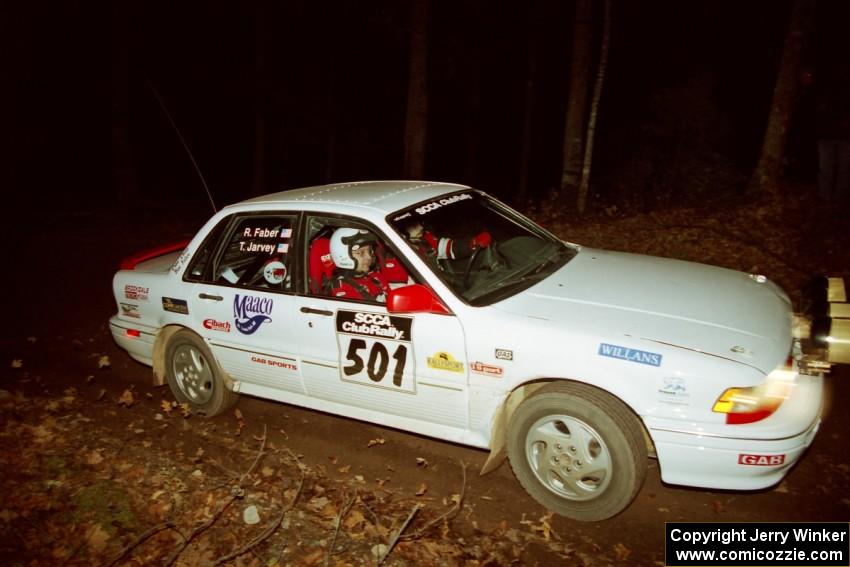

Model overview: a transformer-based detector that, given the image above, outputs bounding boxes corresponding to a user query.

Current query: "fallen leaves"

[415,482,428,496]
[10,359,23,368]
[366,437,385,448]
[85,523,110,553]
[97,355,111,369]
[117,389,135,407]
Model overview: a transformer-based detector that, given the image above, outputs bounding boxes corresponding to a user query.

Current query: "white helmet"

[330,228,376,270]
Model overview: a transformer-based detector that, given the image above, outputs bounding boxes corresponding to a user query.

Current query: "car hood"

[494,248,793,373]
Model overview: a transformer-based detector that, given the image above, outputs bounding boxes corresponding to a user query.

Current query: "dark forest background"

[2,0,846,213]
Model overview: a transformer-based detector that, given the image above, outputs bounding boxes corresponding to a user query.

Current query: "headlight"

[712,363,797,424]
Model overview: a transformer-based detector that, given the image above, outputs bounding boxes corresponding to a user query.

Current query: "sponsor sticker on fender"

[427,352,464,373]
[120,303,141,318]
[125,284,150,301]
[598,343,662,367]
[738,454,786,466]
[203,319,231,332]
[162,297,189,315]
[470,362,503,377]
[495,349,513,361]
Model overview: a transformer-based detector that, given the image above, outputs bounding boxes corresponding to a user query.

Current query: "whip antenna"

[144,73,217,213]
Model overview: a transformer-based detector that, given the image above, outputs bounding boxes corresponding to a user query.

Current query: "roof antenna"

[144,72,218,213]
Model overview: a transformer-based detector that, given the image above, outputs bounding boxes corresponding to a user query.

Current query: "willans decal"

[598,343,662,367]
[234,294,273,335]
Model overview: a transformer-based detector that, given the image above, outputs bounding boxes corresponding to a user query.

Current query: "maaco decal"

[598,343,662,367]
[234,294,273,335]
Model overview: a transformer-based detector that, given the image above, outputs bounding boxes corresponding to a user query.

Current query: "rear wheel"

[507,382,646,521]
[165,329,237,416]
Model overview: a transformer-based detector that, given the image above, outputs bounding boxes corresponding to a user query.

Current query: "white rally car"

[110,181,848,521]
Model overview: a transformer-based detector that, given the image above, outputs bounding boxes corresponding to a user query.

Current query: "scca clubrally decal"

[335,310,415,393]
[336,310,412,341]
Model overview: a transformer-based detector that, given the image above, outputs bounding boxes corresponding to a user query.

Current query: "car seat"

[308,236,335,294]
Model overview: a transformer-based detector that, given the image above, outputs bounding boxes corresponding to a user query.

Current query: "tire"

[165,329,238,416]
[507,382,647,521]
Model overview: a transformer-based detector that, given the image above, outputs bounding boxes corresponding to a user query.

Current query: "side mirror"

[387,284,451,315]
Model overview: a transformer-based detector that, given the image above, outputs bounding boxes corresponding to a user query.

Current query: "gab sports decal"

[336,310,415,393]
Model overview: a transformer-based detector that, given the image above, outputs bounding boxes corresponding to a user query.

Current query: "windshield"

[388,191,577,306]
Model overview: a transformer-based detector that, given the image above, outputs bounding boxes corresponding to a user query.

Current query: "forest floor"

[1,183,849,566]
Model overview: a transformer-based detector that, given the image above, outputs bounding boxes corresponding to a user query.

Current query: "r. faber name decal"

[598,343,662,367]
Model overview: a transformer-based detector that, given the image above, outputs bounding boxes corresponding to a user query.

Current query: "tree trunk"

[559,0,593,204]
[250,2,267,197]
[576,0,611,214]
[111,2,138,207]
[517,4,541,204]
[750,0,813,195]
[403,0,428,180]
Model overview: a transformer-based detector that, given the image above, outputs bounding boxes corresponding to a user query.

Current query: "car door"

[185,212,304,395]
[293,215,469,432]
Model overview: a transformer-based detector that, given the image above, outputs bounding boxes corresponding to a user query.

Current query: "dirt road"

[2,207,848,565]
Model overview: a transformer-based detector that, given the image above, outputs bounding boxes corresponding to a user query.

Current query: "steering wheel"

[462,246,483,289]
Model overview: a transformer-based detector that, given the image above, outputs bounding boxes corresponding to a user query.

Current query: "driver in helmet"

[326,228,392,301]
[403,219,491,260]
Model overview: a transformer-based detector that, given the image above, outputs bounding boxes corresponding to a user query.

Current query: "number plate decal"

[335,310,416,393]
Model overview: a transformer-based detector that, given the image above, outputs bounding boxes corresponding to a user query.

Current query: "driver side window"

[210,215,296,292]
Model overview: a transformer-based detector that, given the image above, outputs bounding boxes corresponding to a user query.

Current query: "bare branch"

[402,461,467,540]
[378,503,422,566]
[211,469,305,566]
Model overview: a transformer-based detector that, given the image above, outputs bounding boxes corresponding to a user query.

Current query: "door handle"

[198,293,224,301]
[300,306,333,316]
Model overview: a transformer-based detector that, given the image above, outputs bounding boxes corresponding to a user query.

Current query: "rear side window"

[190,214,297,293]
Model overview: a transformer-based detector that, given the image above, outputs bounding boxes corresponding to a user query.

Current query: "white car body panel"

[109,181,824,496]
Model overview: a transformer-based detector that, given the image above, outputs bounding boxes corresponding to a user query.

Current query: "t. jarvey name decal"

[598,343,662,367]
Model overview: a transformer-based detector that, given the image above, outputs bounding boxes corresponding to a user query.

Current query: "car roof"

[231,180,470,215]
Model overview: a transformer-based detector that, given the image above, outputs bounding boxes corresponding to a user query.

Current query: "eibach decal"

[203,319,232,332]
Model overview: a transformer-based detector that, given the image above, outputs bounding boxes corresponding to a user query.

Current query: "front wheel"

[507,382,647,521]
[165,329,238,416]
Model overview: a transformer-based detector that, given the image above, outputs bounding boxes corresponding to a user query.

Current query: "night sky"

[3,1,847,211]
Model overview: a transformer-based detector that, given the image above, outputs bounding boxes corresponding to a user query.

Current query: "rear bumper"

[649,373,823,490]
[109,316,157,366]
